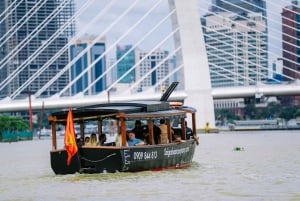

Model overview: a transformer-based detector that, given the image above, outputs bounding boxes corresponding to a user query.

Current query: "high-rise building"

[0,2,7,97]
[0,0,75,98]
[135,49,171,92]
[116,45,135,83]
[69,39,106,95]
[281,1,300,105]
[282,1,300,81]
[202,0,268,88]
[211,0,267,17]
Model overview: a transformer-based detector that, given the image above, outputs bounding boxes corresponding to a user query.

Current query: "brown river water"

[0,130,299,201]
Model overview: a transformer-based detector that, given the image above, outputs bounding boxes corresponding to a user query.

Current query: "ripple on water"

[1,131,300,201]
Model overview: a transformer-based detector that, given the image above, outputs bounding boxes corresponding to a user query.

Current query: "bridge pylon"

[169,0,215,130]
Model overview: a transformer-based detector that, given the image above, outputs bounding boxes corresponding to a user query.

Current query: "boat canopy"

[48,101,194,123]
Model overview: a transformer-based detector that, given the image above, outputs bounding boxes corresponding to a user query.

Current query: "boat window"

[102,118,118,135]
[84,121,98,134]
[125,120,147,131]
[171,117,180,127]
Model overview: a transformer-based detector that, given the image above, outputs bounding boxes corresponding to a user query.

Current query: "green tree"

[215,108,240,125]
[279,106,298,120]
[0,115,29,133]
[267,102,281,118]
[243,104,257,119]
[295,108,300,118]
[256,102,282,119]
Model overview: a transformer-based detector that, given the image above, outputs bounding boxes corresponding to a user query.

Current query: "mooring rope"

[80,153,117,163]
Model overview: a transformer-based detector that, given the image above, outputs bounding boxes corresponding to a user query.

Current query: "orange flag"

[64,108,78,165]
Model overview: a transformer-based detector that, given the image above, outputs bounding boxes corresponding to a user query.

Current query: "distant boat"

[48,82,199,175]
[228,119,300,131]
[37,127,52,137]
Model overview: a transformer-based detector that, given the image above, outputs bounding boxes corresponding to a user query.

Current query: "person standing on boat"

[127,131,144,146]
[153,123,161,144]
[185,121,193,139]
[132,120,145,141]
[159,119,173,144]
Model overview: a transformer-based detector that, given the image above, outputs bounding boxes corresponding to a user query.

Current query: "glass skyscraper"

[282,1,300,81]
[202,0,268,88]
[116,45,135,83]
[135,49,171,92]
[0,0,75,98]
[281,1,300,105]
[211,0,266,17]
[69,40,106,95]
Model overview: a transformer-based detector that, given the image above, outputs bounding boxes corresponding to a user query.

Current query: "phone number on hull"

[133,151,158,160]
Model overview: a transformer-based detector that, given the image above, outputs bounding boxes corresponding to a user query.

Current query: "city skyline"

[74,0,288,58]
[0,0,75,98]
[0,0,298,100]
[69,39,106,95]
[1,0,300,133]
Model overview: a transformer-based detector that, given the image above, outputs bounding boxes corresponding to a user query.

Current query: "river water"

[0,130,299,201]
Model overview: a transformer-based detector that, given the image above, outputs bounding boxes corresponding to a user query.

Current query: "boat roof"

[49,101,194,122]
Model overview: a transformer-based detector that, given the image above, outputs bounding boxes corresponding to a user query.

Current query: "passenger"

[127,131,144,146]
[89,133,97,146]
[84,136,90,145]
[185,121,193,139]
[153,123,161,144]
[159,119,173,144]
[134,123,160,145]
[131,120,145,141]
[76,137,84,147]
[115,133,128,146]
[97,134,107,146]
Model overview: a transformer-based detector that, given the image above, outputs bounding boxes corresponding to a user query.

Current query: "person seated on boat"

[97,134,107,146]
[84,136,90,145]
[137,122,160,145]
[115,133,128,147]
[85,133,97,146]
[76,136,84,147]
[127,131,145,146]
[185,121,193,140]
[132,120,145,141]
[172,133,182,142]
[159,119,174,144]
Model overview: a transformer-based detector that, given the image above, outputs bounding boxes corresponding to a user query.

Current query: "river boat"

[48,82,199,174]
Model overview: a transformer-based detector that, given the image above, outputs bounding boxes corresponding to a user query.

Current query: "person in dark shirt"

[76,137,84,147]
[97,134,107,146]
[185,121,193,140]
[153,124,161,144]
[132,120,145,141]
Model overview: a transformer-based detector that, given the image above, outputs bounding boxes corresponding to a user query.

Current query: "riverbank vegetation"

[0,114,29,133]
[215,102,300,125]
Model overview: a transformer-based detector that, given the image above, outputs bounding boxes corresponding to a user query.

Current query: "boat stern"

[50,150,80,174]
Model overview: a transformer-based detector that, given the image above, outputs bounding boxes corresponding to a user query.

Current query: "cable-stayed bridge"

[1,81,300,110]
[0,0,299,128]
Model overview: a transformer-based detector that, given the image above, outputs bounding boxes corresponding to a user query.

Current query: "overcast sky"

[74,0,173,51]
[74,0,291,60]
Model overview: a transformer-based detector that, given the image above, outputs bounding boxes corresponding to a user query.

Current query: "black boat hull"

[50,140,197,174]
